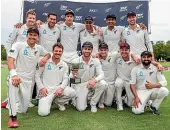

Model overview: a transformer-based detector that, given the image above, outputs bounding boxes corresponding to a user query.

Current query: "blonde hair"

[26,9,36,18]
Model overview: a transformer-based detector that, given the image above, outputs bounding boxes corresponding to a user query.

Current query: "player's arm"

[151,61,163,72]
[130,52,140,64]
[39,46,51,67]
[7,43,21,87]
[35,64,47,97]
[130,67,142,108]
[5,28,18,53]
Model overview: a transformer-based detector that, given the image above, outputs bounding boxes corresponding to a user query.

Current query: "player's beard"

[142,60,151,66]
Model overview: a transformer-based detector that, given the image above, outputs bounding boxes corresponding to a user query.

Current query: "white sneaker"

[28,102,35,108]
[98,103,105,110]
[58,104,66,111]
[91,105,97,113]
[117,105,123,111]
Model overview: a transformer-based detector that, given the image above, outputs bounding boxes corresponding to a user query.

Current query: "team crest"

[114,30,117,34]
[118,59,122,65]
[53,31,56,34]
[47,64,52,70]
[63,26,67,30]
[89,64,94,68]
[79,63,84,69]
[43,29,46,34]
[23,30,27,35]
[139,71,144,76]
[127,31,130,36]
[59,66,63,70]
[149,71,154,76]
[23,49,28,56]
[34,51,38,55]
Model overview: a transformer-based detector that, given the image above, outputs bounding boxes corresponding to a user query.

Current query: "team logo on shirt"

[53,31,56,34]
[84,32,87,37]
[72,26,76,31]
[139,71,144,76]
[118,59,122,65]
[79,63,84,69]
[108,57,111,63]
[9,49,15,53]
[47,64,52,70]
[23,30,27,35]
[59,66,63,70]
[63,26,67,30]
[9,32,12,37]
[36,64,39,70]
[34,51,38,55]
[43,29,46,34]
[127,31,130,36]
[114,30,117,34]
[89,64,94,68]
[23,49,28,56]
[104,30,107,35]
[136,29,140,33]
[149,71,154,76]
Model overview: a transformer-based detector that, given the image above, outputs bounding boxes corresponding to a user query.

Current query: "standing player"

[130,51,169,115]
[70,42,105,112]
[35,43,76,116]
[2,10,37,108]
[80,16,102,57]
[122,12,153,57]
[57,9,85,64]
[7,28,50,128]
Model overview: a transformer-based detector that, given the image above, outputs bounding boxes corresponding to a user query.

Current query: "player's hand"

[138,23,147,30]
[40,88,48,97]
[156,64,163,72]
[133,96,142,108]
[39,57,48,67]
[131,54,140,65]
[97,27,103,36]
[11,75,21,87]
[54,88,64,97]
[14,23,23,28]
[87,78,97,88]
[145,81,154,89]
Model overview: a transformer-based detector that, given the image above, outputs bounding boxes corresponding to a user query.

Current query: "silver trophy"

[70,63,81,84]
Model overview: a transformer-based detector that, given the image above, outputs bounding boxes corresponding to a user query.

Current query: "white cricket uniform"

[101,26,124,52]
[99,52,120,106]
[57,22,85,64]
[80,28,101,56]
[115,56,136,107]
[70,56,105,111]
[35,57,76,116]
[122,24,153,57]
[7,42,48,116]
[130,64,169,114]
[5,24,29,53]
[39,24,60,52]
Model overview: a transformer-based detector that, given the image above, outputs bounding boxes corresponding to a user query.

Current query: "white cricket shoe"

[28,102,35,107]
[91,105,97,113]
[117,105,123,111]
[58,104,66,111]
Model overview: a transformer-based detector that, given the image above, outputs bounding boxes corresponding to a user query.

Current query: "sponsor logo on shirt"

[23,49,28,56]
[75,7,82,12]
[139,71,144,76]
[23,30,27,35]
[105,8,112,13]
[60,5,68,10]
[44,3,51,8]
[119,6,128,12]
[89,9,98,13]
[47,64,52,70]
[136,4,143,10]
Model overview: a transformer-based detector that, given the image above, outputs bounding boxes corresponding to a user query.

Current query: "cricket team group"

[2,9,169,128]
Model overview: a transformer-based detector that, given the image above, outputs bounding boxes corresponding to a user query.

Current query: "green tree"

[1,45,7,61]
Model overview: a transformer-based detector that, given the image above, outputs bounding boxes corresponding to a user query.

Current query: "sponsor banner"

[23,0,149,27]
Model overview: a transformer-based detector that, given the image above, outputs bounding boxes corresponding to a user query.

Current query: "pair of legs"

[115,77,133,110]
[71,81,106,112]
[132,87,169,114]
[38,86,76,116]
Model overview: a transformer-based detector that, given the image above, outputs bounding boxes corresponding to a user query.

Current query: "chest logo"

[89,64,94,68]
[23,30,27,35]
[118,59,122,65]
[63,26,67,30]
[114,30,117,34]
[139,71,144,76]
[127,31,130,36]
[104,30,107,35]
[149,71,154,76]
[79,63,84,69]
[43,29,46,34]
[47,64,52,70]
[23,49,28,56]
[59,66,63,70]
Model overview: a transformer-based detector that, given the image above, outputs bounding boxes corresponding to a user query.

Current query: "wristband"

[10,69,17,77]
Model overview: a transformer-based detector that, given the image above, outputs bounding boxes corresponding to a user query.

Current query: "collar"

[80,56,94,65]
[128,24,141,31]
[64,22,76,28]
[26,43,37,49]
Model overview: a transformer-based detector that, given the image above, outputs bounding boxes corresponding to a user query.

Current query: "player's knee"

[38,109,50,116]
[158,87,169,98]
[98,80,107,91]
[104,101,112,107]
[69,89,77,98]
[76,106,86,112]
[115,78,123,88]
[132,107,144,115]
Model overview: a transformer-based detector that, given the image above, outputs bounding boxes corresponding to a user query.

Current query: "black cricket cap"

[82,41,93,49]
[106,14,116,20]
[127,11,136,17]
[27,28,39,35]
[65,9,74,16]
[85,16,93,22]
[141,51,152,57]
[99,43,108,49]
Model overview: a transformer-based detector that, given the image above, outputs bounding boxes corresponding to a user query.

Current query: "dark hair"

[26,9,36,18]
[52,43,64,51]
[47,12,57,18]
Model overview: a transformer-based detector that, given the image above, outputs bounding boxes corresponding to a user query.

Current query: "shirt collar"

[80,56,94,64]
[26,43,37,49]
[64,22,76,28]
[128,24,141,31]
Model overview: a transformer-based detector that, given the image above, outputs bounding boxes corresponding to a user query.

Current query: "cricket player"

[115,42,137,111]
[80,16,102,57]
[38,12,60,52]
[7,28,51,128]
[122,12,153,57]
[35,43,76,116]
[57,9,85,64]
[70,42,105,112]
[2,10,37,108]
[101,14,124,52]
[130,51,169,115]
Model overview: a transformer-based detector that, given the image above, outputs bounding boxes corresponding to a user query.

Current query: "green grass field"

[1,66,170,130]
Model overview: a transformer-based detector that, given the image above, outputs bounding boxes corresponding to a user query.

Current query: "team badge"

[118,59,122,65]
[104,30,107,35]
[63,26,67,30]
[79,63,84,69]
[149,71,154,76]
[89,64,94,68]
[59,66,63,70]
[84,32,87,37]
[114,30,117,34]
[53,31,56,34]
[23,49,28,56]
[47,64,52,70]
[43,29,46,34]
[9,33,12,37]
[139,71,144,76]
[127,31,130,36]
[23,30,27,35]
[34,51,38,55]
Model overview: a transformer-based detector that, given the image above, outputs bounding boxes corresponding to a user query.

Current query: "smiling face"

[99,48,108,58]
[65,14,74,24]
[106,18,116,27]
[47,14,57,28]
[141,55,152,66]
[127,15,137,25]
[27,32,39,45]
[26,14,36,27]
[53,46,63,59]
[120,47,130,59]
[85,20,93,30]
[82,46,92,57]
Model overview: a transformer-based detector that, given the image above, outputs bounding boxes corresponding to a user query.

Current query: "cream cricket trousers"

[71,81,106,111]
[132,87,169,114]
[115,77,133,107]
[7,76,33,116]
[38,86,76,116]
